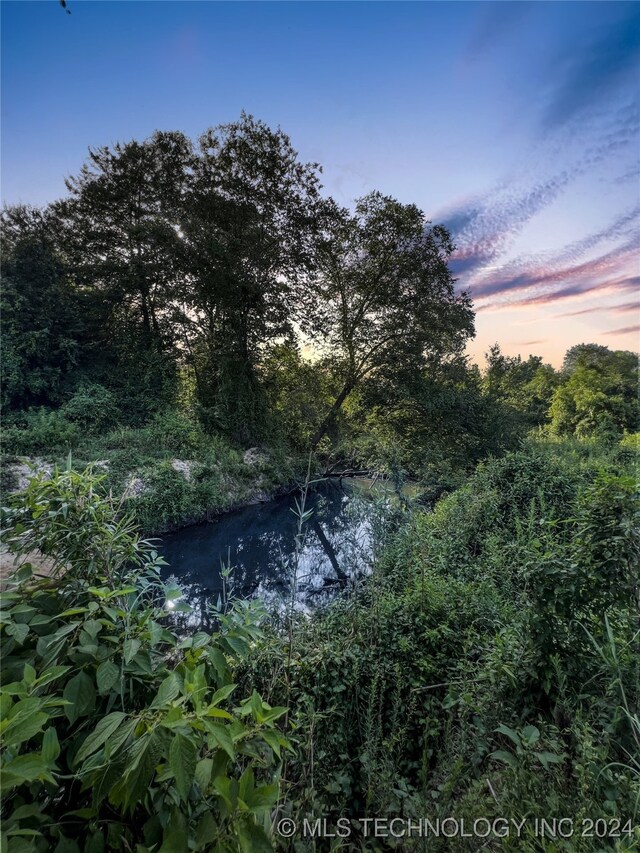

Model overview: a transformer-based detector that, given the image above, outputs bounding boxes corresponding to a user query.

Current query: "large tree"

[483,344,559,429]
[50,132,196,419]
[1,206,88,410]
[176,114,324,439]
[55,131,193,347]
[550,344,639,437]
[306,192,474,448]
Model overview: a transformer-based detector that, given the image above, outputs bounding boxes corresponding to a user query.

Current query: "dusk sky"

[2,1,639,367]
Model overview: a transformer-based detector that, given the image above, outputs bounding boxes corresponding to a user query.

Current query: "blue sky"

[2,0,638,365]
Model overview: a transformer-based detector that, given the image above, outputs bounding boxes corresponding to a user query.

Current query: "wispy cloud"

[471,235,639,301]
[443,171,574,278]
[477,270,640,313]
[443,109,639,288]
[560,300,640,318]
[601,324,640,337]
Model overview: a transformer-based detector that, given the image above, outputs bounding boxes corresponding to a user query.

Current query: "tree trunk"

[311,519,347,582]
[310,381,354,450]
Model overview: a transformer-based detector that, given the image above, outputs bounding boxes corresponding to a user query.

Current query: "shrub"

[0,465,290,852]
[61,383,120,431]
[1,408,79,455]
[148,410,205,455]
[132,464,201,533]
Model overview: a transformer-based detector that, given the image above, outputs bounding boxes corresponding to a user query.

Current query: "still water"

[159,479,382,626]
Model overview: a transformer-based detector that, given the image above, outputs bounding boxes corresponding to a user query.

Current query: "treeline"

[2,114,638,475]
[1,114,470,445]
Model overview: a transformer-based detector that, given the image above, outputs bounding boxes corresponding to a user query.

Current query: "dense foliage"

[2,440,638,851]
[1,114,639,851]
[1,466,290,852]
[240,439,640,851]
[2,116,638,517]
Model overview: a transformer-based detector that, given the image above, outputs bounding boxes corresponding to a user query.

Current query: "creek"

[159,478,384,626]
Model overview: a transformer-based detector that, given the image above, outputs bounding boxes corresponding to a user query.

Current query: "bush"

[61,383,120,431]
[235,439,640,847]
[1,408,79,455]
[147,410,205,455]
[0,465,290,852]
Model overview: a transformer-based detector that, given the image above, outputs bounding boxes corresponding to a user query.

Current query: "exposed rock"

[93,459,110,472]
[171,459,195,480]
[0,546,60,587]
[8,457,53,492]
[243,447,269,465]
[123,474,147,498]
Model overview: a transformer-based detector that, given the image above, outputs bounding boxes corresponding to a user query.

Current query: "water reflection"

[159,480,380,629]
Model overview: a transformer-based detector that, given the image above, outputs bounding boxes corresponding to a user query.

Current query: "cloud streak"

[560,300,640,318]
[440,99,638,292]
[444,171,574,278]
[471,234,639,302]
[601,325,640,337]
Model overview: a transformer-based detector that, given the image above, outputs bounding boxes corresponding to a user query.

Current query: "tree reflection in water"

[159,480,380,631]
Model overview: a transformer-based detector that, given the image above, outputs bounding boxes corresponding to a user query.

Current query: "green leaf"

[489,749,518,768]
[2,708,49,747]
[74,711,126,765]
[260,729,284,758]
[195,757,213,791]
[54,834,81,853]
[123,638,141,664]
[495,723,521,748]
[223,635,249,658]
[535,750,565,769]
[0,754,56,788]
[204,721,235,759]
[42,727,61,762]
[150,673,181,709]
[6,623,29,644]
[192,632,210,649]
[159,828,190,853]
[96,660,119,694]
[83,620,102,639]
[520,725,541,746]
[237,820,273,853]
[246,782,279,811]
[209,683,236,706]
[84,830,105,853]
[103,718,136,759]
[32,666,71,690]
[110,731,159,813]
[169,732,197,802]
[7,804,46,822]
[195,813,217,848]
[261,706,287,724]
[63,671,95,724]
[164,585,183,601]
[204,707,234,720]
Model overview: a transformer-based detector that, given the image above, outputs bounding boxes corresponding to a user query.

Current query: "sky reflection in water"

[158,480,380,630]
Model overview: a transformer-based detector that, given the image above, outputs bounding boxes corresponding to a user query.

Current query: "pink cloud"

[601,324,640,336]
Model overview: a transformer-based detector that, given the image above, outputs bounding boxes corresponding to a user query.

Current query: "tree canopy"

[2,116,637,453]
[307,192,474,447]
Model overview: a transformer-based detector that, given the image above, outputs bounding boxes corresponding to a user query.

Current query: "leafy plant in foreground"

[0,466,291,852]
